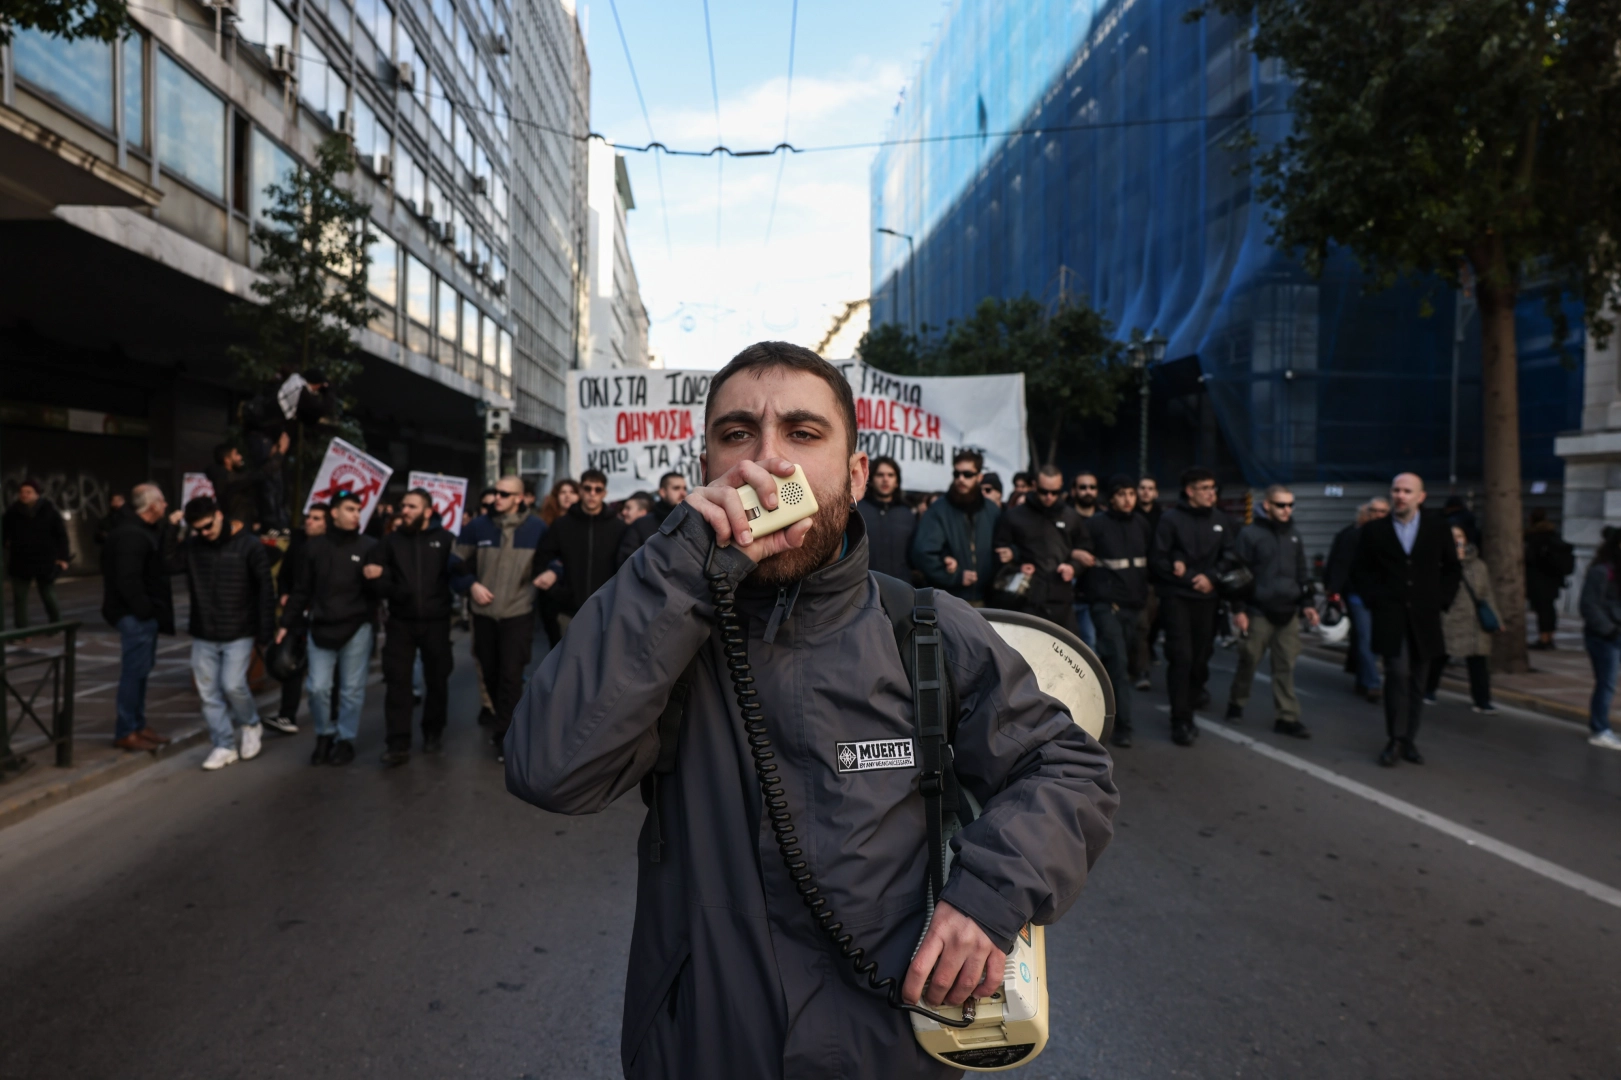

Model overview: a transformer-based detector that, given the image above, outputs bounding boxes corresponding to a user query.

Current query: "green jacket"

[910,493,1000,603]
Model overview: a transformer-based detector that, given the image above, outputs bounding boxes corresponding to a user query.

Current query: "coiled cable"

[706,562,975,1029]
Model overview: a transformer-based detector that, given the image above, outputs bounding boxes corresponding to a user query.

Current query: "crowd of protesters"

[9,401,1621,769]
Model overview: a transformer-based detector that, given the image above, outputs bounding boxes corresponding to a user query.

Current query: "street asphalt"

[2,630,1619,1079]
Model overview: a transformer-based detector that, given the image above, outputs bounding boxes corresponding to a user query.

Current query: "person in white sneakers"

[1579,527,1621,751]
[175,496,276,770]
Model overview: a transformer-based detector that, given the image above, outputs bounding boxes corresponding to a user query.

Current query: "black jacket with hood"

[1235,516,1310,618]
[1150,497,1239,601]
[1084,507,1152,609]
[281,526,381,648]
[506,505,1117,1080]
[369,523,463,621]
[855,490,916,581]
[3,498,71,579]
[534,502,627,615]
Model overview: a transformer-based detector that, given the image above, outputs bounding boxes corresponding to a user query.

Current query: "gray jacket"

[506,503,1118,1080]
[1580,559,1621,640]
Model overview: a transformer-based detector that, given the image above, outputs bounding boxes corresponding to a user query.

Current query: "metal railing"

[1,620,81,775]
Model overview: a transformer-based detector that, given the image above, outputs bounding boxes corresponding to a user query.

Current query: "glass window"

[453,207,470,260]
[355,0,390,46]
[474,54,488,106]
[13,29,114,128]
[248,128,297,221]
[482,317,496,369]
[265,0,294,53]
[398,148,425,212]
[496,95,509,144]
[406,254,432,324]
[475,233,490,270]
[367,232,398,305]
[399,33,425,110]
[301,43,331,117]
[497,328,512,375]
[455,14,474,72]
[431,0,452,31]
[238,0,266,45]
[428,70,450,134]
[437,279,458,341]
[353,93,379,158]
[490,172,506,220]
[462,298,480,355]
[123,34,145,148]
[489,253,505,287]
[329,0,352,42]
[157,52,226,198]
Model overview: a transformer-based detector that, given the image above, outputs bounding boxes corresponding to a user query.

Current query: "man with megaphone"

[506,342,1117,1079]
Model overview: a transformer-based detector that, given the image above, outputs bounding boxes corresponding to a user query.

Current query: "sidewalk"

[0,576,273,829]
[1306,615,1605,729]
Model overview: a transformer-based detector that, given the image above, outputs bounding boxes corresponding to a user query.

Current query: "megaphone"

[909,609,1114,1072]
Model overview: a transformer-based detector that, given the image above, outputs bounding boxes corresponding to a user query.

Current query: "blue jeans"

[1072,604,1097,650]
[192,637,258,749]
[115,615,160,739]
[1348,594,1382,690]
[1584,630,1619,736]
[307,624,374,742]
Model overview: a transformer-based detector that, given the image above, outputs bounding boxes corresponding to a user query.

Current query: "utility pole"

[1131,330,1168,479]
[481,403,511,487]
[1449,265,1477,491]
[876,227,916,337]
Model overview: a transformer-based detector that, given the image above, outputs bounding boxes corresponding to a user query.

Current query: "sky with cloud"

[580,0,948,370]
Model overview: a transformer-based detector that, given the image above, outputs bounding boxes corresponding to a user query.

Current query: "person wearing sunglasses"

[1224,485,1317,738]
[910,449,1001,605]
[532,468,628,634]
[454,475,549,761]
[991,464,1089,633]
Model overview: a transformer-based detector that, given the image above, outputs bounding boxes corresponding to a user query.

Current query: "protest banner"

[181,472,215,508]
[303,437,393,531]
[566,363,1026,500]
[407,471,470,535]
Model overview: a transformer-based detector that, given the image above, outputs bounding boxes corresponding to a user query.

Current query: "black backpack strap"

[639,660,697,863]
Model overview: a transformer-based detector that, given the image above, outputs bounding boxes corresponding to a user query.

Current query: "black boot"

[1377,739,1399,767]
[1224,702,1243,723]
[381,747,410,767]
[1399,740,1424,765]
[327,740,356,766]
[1172,720,1195,746]
[1274,719,1311,739]
[422,732,444,754]
[310,734,334,765]
[1110,727,1133,749]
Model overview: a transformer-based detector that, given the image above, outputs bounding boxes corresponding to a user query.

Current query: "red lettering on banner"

[615,409,695,444]
[855,397,943,442]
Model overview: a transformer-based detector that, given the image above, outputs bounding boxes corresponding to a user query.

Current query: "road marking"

[1192,715,1621,912]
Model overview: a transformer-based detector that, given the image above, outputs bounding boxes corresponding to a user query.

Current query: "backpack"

[639,572,967,886]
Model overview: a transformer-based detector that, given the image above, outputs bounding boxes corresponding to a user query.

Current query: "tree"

[0,0,131,44]
[230,136,377,508]
[858,295,1128,467]
[1193,0,1621,673]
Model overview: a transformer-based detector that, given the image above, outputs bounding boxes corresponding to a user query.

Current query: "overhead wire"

[701,0,723,257]
[607,0,674,258]
[762,0,797,249]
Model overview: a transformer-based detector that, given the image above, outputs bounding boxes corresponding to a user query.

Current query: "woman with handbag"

[1424,526,1499,713]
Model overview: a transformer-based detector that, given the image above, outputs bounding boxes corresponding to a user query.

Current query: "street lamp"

[876,227,916,338]
[1131,330,1167,480]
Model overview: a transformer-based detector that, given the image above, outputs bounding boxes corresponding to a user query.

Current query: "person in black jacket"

[206,438,286,533]
[1130,476,1164,689]
[101,483,182,751]
[1086,475,1152,748]
[1150,467,1239,745]
[651,471,688,524]
[367,488,464,765]
[1525,507,1572,649]
[855,455,915,581]
[4,479,71,628]
[615,492,660,568]
[276,490,382,766]
[1224,486,1318,737]
[992,464,1089,632]
[1353,473,1462,767]
[176,497,275,771]
[267,503,329,734]
[533,469,626,621]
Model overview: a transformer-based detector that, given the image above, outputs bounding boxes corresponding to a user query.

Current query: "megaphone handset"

[704,555,977,1031]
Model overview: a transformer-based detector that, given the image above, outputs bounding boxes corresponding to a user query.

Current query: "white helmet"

[1317,597,1350,644]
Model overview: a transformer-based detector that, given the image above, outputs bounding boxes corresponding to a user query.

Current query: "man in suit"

[1353,473,1462,767]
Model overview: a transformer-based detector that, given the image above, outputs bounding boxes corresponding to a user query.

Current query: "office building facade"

[869,0,1582,486]
[581,140,649,370]
[0,0,588,544]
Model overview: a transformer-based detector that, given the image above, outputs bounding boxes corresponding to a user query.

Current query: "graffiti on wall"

[3,466,114,519]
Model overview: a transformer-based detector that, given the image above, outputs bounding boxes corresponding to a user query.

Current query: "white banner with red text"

[302,437,394,532]
[565,363,1026,501]
[406,472,470,536]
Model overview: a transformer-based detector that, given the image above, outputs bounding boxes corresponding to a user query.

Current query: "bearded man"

[504,342,1117,1079]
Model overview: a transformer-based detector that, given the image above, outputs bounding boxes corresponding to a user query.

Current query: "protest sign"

[407,471,470,535]
[303,437,393,531]
[181,472,215,508]
[566,363,1027,500]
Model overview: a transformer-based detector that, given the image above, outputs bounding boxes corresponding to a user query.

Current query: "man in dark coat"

[505,342,1117,1080]
[1085,475,1152,747]
[651,471,688,524]
[910,450,1000,604]
[1130,476,1164,688]
[992,464,1088,632]
[615,492,661,568]
[267,503,328,734]
[4,478,71,628]
[101,483,182,751]
[1353,473,1462,766]
[855,455,915,581]
[368,488,464,765]
[533,469,627,616]
[176,497,276,770]
[1225,485,1318,737]
[1150,467,1238,746]
[205,437,287,532]
[276,490,382,766]
[1524,507,1572,649]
